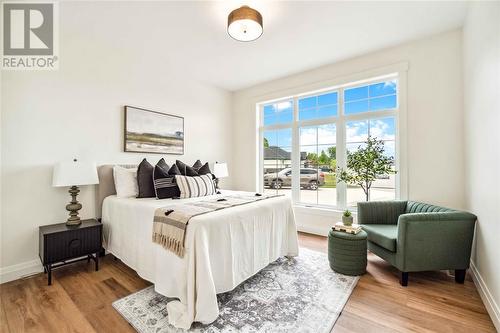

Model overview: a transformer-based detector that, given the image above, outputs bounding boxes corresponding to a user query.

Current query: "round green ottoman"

[328,229,367,276]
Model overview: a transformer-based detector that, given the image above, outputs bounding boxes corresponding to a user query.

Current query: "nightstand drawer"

[43,225,101,264]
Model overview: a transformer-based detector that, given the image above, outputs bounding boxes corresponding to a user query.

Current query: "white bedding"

[102,190,299,329]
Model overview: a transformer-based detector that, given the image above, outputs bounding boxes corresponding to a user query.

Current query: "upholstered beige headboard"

[95,164,136,218]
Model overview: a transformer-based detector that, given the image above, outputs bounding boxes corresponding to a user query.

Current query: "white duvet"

[102,190,299,329]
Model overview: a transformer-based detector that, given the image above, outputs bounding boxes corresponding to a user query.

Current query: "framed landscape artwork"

[124,106,184,154]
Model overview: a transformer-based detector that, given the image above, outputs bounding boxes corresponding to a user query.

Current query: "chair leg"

[400,271,409,287]
[455,269,466,283]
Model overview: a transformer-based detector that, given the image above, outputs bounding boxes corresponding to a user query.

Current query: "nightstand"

[39,219,102,285]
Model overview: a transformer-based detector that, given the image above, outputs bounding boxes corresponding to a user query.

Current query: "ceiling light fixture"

[227,5,263,42]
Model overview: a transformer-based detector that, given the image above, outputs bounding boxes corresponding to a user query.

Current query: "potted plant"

[342,210,353,226]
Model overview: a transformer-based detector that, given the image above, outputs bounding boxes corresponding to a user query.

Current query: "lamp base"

[66,185,83,226]
[66,216,81,226]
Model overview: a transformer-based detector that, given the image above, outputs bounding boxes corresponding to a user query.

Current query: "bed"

[96,165,299,329]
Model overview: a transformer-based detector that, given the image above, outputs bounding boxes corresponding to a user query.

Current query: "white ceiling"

[66,1,468,91]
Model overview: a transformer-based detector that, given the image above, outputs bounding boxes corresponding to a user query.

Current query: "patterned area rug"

[113,248,359,333]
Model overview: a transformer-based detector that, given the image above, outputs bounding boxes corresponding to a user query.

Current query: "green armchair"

[357,201,476,286]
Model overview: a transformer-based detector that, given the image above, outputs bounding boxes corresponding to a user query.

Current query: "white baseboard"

[0,259,44,284]
[470,260,500,331]
[297,224,329,237]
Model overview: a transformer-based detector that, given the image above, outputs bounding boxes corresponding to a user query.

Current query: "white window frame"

[257,64,408,212]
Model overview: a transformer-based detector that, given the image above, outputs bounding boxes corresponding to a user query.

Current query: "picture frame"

[124,105,184,155]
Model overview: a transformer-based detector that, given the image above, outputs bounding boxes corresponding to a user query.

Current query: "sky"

[263,80,397,158]
[127,107,183,136]
[263,79,397,126]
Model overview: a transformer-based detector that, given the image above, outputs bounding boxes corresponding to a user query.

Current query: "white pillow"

[113,166,138,198]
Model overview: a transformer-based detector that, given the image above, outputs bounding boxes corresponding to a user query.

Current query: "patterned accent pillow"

[153,165,180,199]
[175,174,216,198]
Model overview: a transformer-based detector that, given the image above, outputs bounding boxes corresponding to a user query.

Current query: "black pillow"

[192,160,203,171]
[157,158,169,171]
[176,160,188,175]
[186,165,199,177]
[153,165,180,199]
[168,163,181,175]
[137,159,155,198]
[197,162,211,175]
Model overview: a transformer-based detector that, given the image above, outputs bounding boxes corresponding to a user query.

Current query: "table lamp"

[52,159,99,226]
[213,162,229,190]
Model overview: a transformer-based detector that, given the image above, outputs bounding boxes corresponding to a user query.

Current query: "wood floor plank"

[332,311,400,333]
[1,273,96,333]
[55,260,138,333]
[315,231,497,333]
[0,232,496,333]
[0,288,12,333]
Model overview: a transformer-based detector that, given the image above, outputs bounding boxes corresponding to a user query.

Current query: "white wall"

[463,2,500,329]
[0,3,232,280]
[232,30,465,233]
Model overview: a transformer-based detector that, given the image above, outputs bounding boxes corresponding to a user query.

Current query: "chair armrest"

[399,211,476,222]
[396,212,477,271]
[357,201,407,225]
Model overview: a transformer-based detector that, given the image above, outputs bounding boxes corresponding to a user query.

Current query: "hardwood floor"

[0,232,496,333]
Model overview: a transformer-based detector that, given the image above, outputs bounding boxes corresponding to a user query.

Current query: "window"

[299,92,338,120]
[263,100,293,126]
[259,76,399,209]
[344,81,397,114]
[263,128,292,196]
[345,117,396,207]
[299,123,337,206]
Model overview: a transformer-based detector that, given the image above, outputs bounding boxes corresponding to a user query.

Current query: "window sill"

[293,204,357,217]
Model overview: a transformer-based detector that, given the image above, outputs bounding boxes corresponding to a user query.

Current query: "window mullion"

[337,88,347,208]
[258,105,264,193]
[291,97,300,203]
[315,126,319,205]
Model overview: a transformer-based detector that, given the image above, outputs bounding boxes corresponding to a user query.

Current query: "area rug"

[112,248,359,333]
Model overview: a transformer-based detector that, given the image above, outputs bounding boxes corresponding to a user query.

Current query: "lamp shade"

[213,162,229,178]
[52,160,99,187]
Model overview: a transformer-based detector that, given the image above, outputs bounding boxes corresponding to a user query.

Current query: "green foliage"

[323,173,336,188]
[306,153,318,166]
[263,137,269,148]
[337,136,396,201]
[318,150,329,165]
[343,209,352,217]
[329,159,337,171]
[307,149,337,170]
[327,146,336,160]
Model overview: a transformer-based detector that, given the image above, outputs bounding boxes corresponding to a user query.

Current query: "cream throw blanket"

[152,194,281,257]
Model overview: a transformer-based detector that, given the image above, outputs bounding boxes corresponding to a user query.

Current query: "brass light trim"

[227,5,263,42]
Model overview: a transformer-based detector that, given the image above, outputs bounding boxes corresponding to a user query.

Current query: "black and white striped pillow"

[153,165,180,199]
[175,174,216,198]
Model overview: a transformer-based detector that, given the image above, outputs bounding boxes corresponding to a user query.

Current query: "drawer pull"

[69,238,81,249]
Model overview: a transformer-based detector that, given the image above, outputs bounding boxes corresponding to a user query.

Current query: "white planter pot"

[342,215,353,226]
